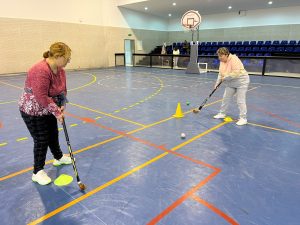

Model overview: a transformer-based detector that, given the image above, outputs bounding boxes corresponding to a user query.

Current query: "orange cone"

[173,102,184,118]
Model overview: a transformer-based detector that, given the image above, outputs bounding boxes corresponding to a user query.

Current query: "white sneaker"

[32,170,52,185]
[236,118,248,126]
[213,113,226,119]
[53,154,72,166]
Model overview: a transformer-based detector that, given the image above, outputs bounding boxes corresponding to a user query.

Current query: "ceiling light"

[144,7,148,10]
[268,1,273,4]
[172,2,176,6]
[228,6,232,9]
[168,13,172,17]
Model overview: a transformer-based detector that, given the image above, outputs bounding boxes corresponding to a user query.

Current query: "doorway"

[124,39,135,66]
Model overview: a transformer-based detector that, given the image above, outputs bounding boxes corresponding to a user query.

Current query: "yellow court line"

[70,124,78,127]
[16,137,28,142]
[69,102,146,127]
[67,74,97,92]
[248,122,300,136]
[0,143,8,147]
[113,76,164,114]
[0,81,23,89]
[0,115,171,181]
[27,121,228,225]
[0,100,17,105]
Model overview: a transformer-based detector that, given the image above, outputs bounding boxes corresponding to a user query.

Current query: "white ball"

[181,133,186,138]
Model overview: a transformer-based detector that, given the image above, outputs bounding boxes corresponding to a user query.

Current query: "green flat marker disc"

[54,174,73,186]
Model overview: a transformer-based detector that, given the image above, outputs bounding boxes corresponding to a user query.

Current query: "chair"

[260,47,268,52]
[276,47,284,52]
[285,47,294,52]
[272,40,280,45]
[257,41,264,46]
[264,41,272,46]
[252,46,260,52]
[243,41,250,46]
[288,40,296,46]
[236,41,243,46]
[250,41,257,45]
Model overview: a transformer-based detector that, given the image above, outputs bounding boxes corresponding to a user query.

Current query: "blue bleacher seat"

[268,46,276,52]
[205,47,212,52]
[240,53,247,57]
[200,42,206,46]
[264,52,271,56]
[206,42,212,46]
[245,47,252,52]
[256,53,263,56]
[217,41,223,46]
[250,41,257,45]
[257,41,264,45]
[236,41,242,46]
[294,47,300,53]
[243,41,250,46]
[285,47,294,52]
[237,47,245,52]
[288,40,296,46]
[260,46,268,52]
[248,53,255,56]
[223,41,229,46]
[280,40,288,45]
[276,47,284,52]
[252,46,260,52]
[264,41,272,46]
[272,40,280,45]
[229,41,236,46]
[212,42,217,46]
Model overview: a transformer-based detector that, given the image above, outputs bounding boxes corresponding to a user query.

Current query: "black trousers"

[20,111,63,174]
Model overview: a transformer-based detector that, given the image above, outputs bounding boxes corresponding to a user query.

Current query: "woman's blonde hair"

[216,47,230,56]
[43,42,71,59]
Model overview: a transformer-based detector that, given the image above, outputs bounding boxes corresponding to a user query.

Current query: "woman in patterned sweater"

[19,42,72,185]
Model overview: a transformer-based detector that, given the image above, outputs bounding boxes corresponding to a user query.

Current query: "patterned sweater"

[18,59,67,117]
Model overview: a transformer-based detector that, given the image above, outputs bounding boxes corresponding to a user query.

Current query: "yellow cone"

[173,102,184,118]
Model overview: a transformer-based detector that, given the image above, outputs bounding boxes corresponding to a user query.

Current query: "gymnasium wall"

[168,6,300,42]
[0,17,168,74]
[1,0,300,74]
[0,0,168,74]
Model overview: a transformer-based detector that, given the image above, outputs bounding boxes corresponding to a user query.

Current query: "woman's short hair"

[217,47,230,56]
[43,42,71,59]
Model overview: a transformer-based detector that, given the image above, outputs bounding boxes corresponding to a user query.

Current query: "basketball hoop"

[181,10,201,31]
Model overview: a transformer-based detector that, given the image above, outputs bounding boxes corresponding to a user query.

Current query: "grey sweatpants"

[219,75,250,119]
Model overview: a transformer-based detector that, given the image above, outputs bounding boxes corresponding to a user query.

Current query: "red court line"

[251,104,300,128]
[0,121,3,128]
[65,113,228,224]
[66,112,220,171]
[147,169,221,225]
[191,195,239,225]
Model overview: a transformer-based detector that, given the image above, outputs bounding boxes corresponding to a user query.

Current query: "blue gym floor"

[0,67,299,225]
